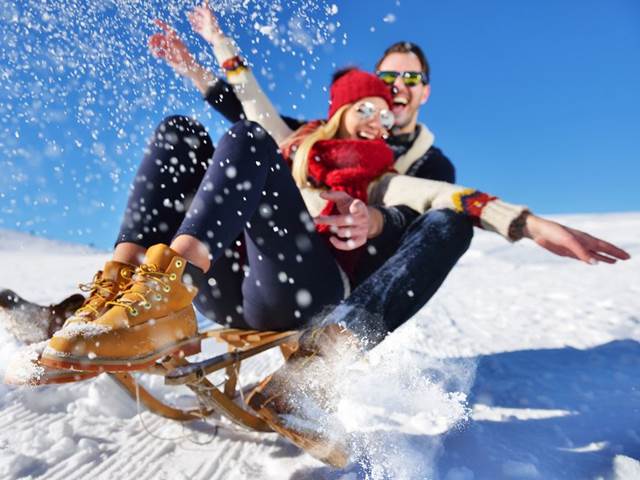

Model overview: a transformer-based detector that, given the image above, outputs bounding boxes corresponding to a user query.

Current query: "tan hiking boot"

[41,244,199,372]
[3,260,134,386]
[64,260,136,327]
[246,323,360,467]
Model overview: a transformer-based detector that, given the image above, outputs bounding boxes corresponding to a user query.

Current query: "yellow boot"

[41,244,199,372]
[4,260,134,385]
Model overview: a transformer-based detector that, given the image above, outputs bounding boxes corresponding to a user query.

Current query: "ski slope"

[0,212,638,480]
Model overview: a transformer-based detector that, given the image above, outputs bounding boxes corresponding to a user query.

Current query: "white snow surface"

[0,213,639,479]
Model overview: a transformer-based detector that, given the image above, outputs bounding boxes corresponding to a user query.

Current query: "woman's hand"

[149,20,198,76]
[523,214,631,264]
[188,2,224,44]
[314,191,378,251]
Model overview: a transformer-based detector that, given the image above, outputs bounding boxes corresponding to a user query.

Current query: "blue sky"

[0,0,638,248]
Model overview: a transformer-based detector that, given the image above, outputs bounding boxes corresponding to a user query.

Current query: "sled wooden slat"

[165,331,299,386]
[250,391,350,468]
[223,344,239,398]
[186,380,272,432]
[246,331,287,343]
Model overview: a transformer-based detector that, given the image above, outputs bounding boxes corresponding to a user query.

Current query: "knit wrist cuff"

[479,199,530,241]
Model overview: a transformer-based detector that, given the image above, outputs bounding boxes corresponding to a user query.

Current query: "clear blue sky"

[0,0,638,248]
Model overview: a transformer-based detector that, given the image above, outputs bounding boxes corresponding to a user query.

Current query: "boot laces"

[74,273,122,318]
[107,264,172,316]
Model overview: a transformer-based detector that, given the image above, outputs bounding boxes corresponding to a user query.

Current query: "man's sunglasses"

[376,70,429,87]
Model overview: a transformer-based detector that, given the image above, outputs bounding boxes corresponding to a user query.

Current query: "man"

[375,42,455,183]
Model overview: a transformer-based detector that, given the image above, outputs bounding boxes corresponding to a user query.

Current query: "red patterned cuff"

[452,189,497,226]
[222,56,247,74]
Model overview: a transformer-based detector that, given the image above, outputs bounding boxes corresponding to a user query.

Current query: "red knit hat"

[328,68,393,119]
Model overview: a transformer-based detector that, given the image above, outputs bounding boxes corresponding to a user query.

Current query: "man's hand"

[314,191,380,251]
[523,214,631,264]
[187,2,224,44]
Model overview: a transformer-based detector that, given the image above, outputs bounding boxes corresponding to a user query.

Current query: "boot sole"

[40,335,201,373]
[40,307,200,372]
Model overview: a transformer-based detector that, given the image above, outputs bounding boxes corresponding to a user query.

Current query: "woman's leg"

[172,120,346,331]
[113,115,215,264]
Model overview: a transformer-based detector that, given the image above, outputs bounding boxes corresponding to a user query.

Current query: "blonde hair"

[291,104,351,187]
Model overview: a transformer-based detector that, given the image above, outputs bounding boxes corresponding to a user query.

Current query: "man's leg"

[330,209,474,346]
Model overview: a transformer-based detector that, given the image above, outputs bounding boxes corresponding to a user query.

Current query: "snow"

[0,212,639,479]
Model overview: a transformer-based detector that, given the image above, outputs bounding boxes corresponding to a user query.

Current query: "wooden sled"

[111,327,300,432]
[6,327,350,467]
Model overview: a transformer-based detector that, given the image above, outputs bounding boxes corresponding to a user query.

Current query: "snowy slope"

[0,213,638,480]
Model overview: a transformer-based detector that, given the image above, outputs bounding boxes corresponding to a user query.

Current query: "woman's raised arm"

[188,2,294,144]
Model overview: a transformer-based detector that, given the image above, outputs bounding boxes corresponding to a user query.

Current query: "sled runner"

[4,326,350,468]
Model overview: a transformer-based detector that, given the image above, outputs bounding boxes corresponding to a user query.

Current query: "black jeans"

[117,116,344,331]
[116,116,473,342]
[328,208,473,346]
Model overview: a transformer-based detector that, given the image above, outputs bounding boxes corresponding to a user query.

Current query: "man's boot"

[0,290,85,344]
[246,323,361,467]
[41,244,199,372]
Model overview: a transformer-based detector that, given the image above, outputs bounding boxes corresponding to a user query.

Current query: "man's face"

[377,52,431,133]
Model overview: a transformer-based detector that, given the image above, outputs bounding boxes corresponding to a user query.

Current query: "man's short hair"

[375,41,430,80]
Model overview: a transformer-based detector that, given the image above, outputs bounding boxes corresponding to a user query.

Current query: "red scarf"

[303,138,395,280]
[307,139,395,231]
[280,125,396,280]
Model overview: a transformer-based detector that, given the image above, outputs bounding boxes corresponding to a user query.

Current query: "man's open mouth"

[392,96,409,115]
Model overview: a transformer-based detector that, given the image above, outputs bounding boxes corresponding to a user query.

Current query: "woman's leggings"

[116,116,473,341]
[116,116,345,331]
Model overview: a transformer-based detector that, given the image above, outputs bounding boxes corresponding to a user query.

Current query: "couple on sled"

[1,2,629,465]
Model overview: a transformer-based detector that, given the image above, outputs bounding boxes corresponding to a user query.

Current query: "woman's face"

[337,96,394,140]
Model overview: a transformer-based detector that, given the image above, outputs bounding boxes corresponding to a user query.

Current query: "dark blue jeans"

[117,116,344,330]
[117,116,473,343]
[329,208,473,347]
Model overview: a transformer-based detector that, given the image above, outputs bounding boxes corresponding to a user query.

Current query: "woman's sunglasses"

[376,70,429,87]
[355,101,395,130]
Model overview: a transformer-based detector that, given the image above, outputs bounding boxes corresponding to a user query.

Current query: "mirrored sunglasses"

[376,70,429,87]
[355,101,395,130]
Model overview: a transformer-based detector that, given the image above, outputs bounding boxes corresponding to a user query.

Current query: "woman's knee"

[218,120,277,156]
[151,115,214,163]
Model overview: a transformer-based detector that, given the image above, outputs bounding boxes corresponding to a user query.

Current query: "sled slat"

[165,331,299,386]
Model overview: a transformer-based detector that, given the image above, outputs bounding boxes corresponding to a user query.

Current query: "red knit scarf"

[307,138,395,231]
[280,125,396,280]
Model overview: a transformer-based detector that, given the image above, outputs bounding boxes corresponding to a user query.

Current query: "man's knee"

[412,208,474,251]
